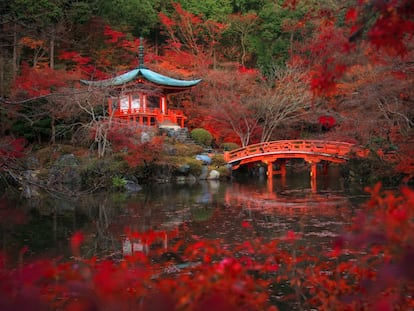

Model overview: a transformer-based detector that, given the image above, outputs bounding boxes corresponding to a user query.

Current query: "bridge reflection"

[224,182,351,217]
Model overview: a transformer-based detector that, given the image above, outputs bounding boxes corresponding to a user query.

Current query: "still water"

[1,166,368,264]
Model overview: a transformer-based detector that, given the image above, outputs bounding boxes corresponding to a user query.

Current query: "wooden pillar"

[281,160,287,189]
[108,98,113,115]
[267,161,273,179]
[267,174,273,193]
[266,161,273,192]
[143,94,147,111]
[309,161,317,192]
[280,159,287,177]
[160,96,166,114]
[164,232,168,249]
[310,162,317,179]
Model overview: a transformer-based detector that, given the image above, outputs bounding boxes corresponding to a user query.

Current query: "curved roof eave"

[80,68,140,87]
[80,67,202,88]
[139,68,202,87]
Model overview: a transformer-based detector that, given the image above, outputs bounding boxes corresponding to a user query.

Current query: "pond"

[0,165,368,266]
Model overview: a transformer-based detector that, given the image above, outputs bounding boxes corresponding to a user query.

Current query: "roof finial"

[138,36,145,68]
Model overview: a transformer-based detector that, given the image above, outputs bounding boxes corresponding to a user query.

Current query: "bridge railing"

[224,140,358,163]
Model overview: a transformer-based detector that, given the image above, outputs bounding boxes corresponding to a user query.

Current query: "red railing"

[113,108,186,127]
[114,107,184,117]
[224,140,365,164]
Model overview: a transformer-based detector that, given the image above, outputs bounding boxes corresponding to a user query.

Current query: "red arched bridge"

[224,140,368,189]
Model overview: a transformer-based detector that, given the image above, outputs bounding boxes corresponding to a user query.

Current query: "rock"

[187,174,197,184]
[207,169,220,180]
[196,154,212,164]
[125,180,142,193]
[199,166,209,180]
[141,131,150,143]
[25,156,40,170]
[177,164,190,174]
[48,154,81,192]
[21,170,41,199]
[176,176,187,184]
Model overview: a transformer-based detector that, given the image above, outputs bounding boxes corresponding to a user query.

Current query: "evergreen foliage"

[190,128,213,146]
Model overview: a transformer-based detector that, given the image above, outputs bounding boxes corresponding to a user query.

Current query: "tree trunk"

[0,49,3,98]
[50,35,55,69]
[241,34,246,66]
[12,23,18,79]
[50,115,56,144]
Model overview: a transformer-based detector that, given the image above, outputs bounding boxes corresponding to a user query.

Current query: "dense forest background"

[0,0,413,180]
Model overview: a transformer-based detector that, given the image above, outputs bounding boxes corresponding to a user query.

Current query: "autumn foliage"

[106,125,164,168]
[0,137,26,165]
[11,63,81,98]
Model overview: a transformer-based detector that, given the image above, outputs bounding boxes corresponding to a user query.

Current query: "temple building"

[81,39,202,129]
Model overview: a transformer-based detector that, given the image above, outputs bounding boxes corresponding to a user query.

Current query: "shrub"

[216,165,231,179]
[190,128,213,146]
[80,158,129,191]
[220,142,240,151]
[210,154,226,167]
[166,142,204,157]
[186,157,203,176]
[112,176,127,190]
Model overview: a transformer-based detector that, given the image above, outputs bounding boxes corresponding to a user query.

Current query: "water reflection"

[0,171,368,263]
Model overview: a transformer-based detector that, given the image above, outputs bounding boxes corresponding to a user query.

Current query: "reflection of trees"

[0,196,93,264]
[2,180,361,264]
[77,187,196,258]
[88,199,118,258]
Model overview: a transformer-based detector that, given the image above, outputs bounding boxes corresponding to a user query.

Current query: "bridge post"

[267,161,275,193]
[279,159,287,177]
[267,173,273,193]
[309,161,318,192]
[322,161,329,175]
[267,161,273,178]
[310,162,317,179]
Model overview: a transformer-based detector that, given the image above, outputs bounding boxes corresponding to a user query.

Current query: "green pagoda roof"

[80,67,202,88]
[81,37,201,90]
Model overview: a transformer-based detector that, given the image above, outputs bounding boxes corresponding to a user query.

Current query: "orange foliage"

[11,63,82,98]
[59,25,139,80]
[158,2,228,73]
[19,37,45,50]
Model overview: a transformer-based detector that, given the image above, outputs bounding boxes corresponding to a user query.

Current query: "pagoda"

[81,39,202,129]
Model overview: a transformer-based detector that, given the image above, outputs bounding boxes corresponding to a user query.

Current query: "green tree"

[178,0,232,20]
[230,0,266,13]
[96,0,160,38]
[222,12,259,66]
[8,0,94,69]
[253,0,305,71]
